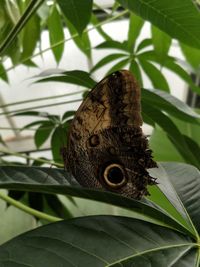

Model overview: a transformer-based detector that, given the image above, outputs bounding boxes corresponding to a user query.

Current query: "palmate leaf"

[0,163,200,265]
[139,51,200,94]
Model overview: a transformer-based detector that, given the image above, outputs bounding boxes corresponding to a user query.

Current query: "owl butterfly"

[64,70,157,199]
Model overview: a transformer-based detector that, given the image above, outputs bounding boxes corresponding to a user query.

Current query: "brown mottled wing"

[68,70,142,147]
[64,70,157,199]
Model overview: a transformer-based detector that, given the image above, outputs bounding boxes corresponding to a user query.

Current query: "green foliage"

[0,0,200,265]
[0,163,200,265]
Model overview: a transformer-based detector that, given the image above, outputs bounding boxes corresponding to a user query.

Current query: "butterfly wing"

[65,70,157,199]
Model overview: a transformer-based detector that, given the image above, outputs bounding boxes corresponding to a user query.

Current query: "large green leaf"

[0,165,193,234]
[118,0,200,49]
[0,216,195,266]
[57,0,92,35]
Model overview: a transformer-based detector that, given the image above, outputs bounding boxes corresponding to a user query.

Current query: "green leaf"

[136,38,152,52]
[62,110,75,122]
[148,164,196,234]
[21,13,40,60]
[117,0,200,49]
[57,0,92,35]
[91,53,128,73]
[20,120,50,132]
[151,25,171,64]
[91,14,112,41]
[150,126,184,162]
[180,42,200,70]
[0,165,191,233]
[159,162,200,233]
[142,88,200,122]
[139,51,200,94]
[0,215,195,266]
[139,59,170,92]
[96,40,129,52]
[0,63,8,82]
[107,58,130,74]
[37,70,96,89]
[34,121,54,148]
[65,17,91,58]
[47,4,64,63]
[183,135,200,166]
[129,59,143,86]
[127,12,144,51]
[51,124,69,163]
[13,111,59,121]
[142,103,200,168]
[150,112,200,164]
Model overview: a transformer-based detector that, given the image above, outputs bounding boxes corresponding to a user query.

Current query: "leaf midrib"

[106,242,195,266]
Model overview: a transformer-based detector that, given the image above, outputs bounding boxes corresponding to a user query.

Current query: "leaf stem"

[0,191,61,222]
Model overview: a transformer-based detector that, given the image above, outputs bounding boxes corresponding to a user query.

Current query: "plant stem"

[0,98,82,116]
[0,191,61,222]
[0,90,85,109]
[0,148,63,167]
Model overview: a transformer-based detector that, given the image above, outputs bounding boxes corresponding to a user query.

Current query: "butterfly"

[64,70,157,199]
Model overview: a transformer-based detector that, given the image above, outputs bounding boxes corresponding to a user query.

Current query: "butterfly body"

[65,70,157,199]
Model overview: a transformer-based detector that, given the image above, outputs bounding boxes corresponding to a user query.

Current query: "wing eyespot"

[103,163,127,189]
[88,134,100,147]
